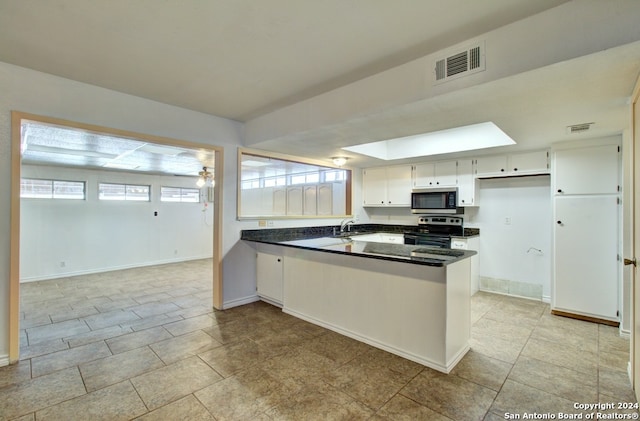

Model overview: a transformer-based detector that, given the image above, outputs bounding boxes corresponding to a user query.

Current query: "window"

[99,183,150,201]
[239,149,352,218]
[20,178,86,200]
[160,186,200,202]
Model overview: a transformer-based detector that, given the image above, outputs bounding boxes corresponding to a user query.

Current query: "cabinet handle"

[557,189,563,193]
[557,221,563,225]
[513,168,518,171]
[277,258,281,262]
[436,181,439,185]
[501,168,505,172]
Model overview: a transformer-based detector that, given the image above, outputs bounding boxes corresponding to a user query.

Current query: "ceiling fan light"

[332,157,348,167]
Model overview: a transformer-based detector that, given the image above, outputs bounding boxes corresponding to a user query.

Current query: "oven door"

[404,234,451,248]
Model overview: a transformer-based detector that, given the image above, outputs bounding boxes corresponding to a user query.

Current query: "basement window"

[99,183,150,201]
[20,178,86,200]
[160,186,200,203]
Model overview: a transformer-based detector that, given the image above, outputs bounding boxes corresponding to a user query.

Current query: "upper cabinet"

[413,161,457,188]
[475,150,549,178]
[456,159,476,206]
[362,165,412,207]
[553,145,619,195]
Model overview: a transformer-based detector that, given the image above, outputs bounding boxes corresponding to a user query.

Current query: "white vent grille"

[434,42,485,84]
[567,122,594,134]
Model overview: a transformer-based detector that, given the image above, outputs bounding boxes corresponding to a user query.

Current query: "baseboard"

[0,355,9,367]
[478,288,545,303]
[550,309,619,327]
[283,307,462,374]
[20,255,213,283]
[222,294,260,309]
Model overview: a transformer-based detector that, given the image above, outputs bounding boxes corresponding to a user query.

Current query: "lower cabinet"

[451,236,480,296]
[256,252,284,306]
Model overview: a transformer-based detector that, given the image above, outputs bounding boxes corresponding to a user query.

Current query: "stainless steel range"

[403,215,464,248]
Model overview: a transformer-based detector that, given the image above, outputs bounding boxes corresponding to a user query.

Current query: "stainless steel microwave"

[410,188,460,214]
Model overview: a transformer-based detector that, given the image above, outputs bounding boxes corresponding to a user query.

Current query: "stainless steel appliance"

[403,215,464,248]
[410,188,461,214]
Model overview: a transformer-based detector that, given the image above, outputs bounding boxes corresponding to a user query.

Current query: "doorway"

[8,111,224,363]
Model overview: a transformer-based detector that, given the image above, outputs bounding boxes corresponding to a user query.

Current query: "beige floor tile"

[400,368,496,421]
[490,379,577,416]
[0,360,32,388]
[472,316,534,342]
[198,337,275,377]
[373,394,453,421]
[26,319,91,344]
[522,337,598,376]
[35,380,147,421]
[80,346,164,392]
[105,326,173,354]
[202,318,267,345]
[150,330,222,364]
[195,366,293,420]
[128,301,182,318]
[299,331,370,365]
[599,324,631,353]
[162,314,218,336]
[600,348,631,372]
[450,349,512,391]
[530,323,599,353]
[19,338,70,360]
[133,395,215,421]
[31,341,112,378]
[131,356,223,410]
[508,356,598,402]
[599,367,636,402]
[262,347,340,391]
[469,331,526,364]
[265,379,374,420]
[64,325,132,348]
[0,367,86,420]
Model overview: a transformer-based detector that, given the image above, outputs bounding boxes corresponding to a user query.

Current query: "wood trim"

[9,112,22,363]
[9,112,226,359]
[550,309,620,327]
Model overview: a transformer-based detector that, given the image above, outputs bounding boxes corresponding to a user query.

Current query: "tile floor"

[1,259,637,420]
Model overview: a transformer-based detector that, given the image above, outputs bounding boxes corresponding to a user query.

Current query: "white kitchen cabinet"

[286,186,303,215]
[256,252,284,306]
[317,184,333,215]
[413,161,457,188]
[272,187,286,215]
[456,159,476,206]
[303,185,317,215]
[509,150,549,175]
[553,196,618,321]
[362,165,412,206]
[451,236,480,295]
[475,155,508,177]
[475,151,549,178]
[554,145,620,195]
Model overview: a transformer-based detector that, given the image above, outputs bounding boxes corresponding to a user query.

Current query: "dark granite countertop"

[242,225,476,267]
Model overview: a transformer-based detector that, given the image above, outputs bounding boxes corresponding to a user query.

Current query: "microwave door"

[412,193,445,209]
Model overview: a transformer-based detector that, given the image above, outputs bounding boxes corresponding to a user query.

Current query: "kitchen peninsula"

[242,225,476,373]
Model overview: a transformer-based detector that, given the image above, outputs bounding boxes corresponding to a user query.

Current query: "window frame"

[160,186,201,203]
[20,177,86,200]
[98,182,151,202]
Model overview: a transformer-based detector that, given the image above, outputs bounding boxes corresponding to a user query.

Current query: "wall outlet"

[258,220,267,227]
[267,220,274,227]
[59,261,66,268]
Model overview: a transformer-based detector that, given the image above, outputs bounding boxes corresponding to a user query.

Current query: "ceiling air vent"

[567,122,594,134]
[434,41,485,84]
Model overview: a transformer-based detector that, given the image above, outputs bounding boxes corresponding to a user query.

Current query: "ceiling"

[2,0,640,172]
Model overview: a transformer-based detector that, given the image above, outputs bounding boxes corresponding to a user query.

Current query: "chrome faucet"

[340,218,356,234]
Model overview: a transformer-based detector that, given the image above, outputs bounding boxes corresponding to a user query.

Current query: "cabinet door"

[553,196,618,320]
[317,184,333,215]
[554,145,619,195]
[272,187,286,215]
[286,186,303,215]
[456,159,476,206]
[413,163,435,187]
[362,167,388,206]
[303,185,317,215]
[434,161,457,186]
[510,150,549,175]
[475,155,508,176]
[257,252,284,304]
[386,165,412,206]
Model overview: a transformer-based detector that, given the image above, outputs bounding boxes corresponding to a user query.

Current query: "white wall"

[468,176,552,300]
[0,61,244,362]
[20,165,214,281]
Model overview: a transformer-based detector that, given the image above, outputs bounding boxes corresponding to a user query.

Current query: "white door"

[256,252,283,304]
[631,75,640,401]
[554,196,619,320]
[457,159,475,206]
